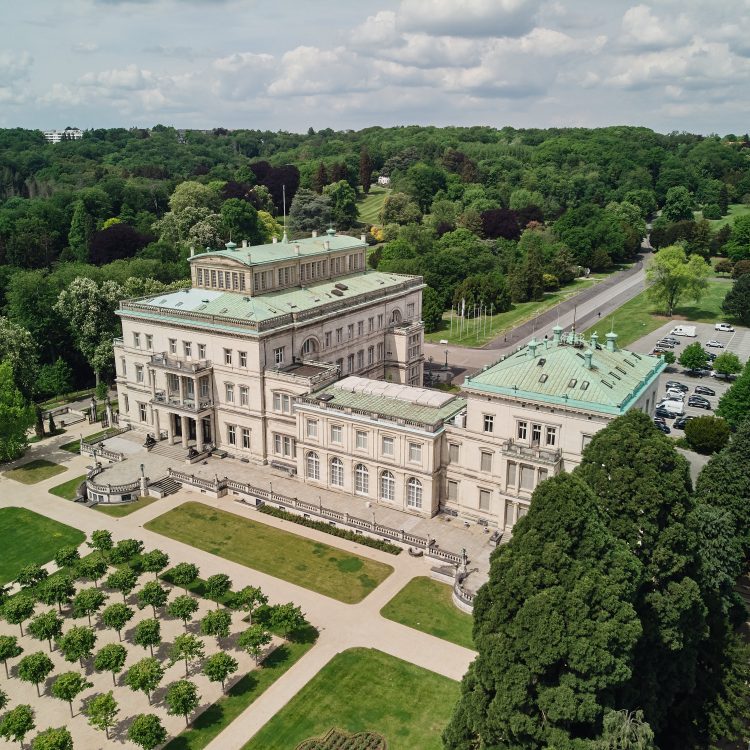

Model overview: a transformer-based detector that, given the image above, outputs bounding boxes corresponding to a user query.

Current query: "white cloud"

[72,41,99,54]
[79,64,154,90]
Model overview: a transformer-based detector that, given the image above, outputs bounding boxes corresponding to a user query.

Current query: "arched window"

[390,309,402,325]
[330,457,344,487]
[406,477,422,509]
[301,337,319,357]
[306,451,320,480]
[354,464,369,495]
[380,471,395,501]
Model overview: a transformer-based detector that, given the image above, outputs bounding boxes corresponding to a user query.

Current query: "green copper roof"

[189,233,365,268]
[466,331,665,415]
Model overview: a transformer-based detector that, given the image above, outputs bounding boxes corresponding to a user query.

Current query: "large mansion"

[114,231,664,535]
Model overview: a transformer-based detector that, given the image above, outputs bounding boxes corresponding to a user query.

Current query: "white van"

[656,399,685,416]
[670,325,697,337]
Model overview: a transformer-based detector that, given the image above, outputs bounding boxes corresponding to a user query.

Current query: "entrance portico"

[161,411,214,450]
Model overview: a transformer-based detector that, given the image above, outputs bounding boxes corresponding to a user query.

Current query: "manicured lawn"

[3,459,66,484]
[94,495,158,517]
[38,388,94,410]
[60,427,120,453]
[164,631,318,750]
[425,277,596,347]
[145,502,393,603]
[48,474,87,500]
[380,577,474,650]
[582,279,732,348]
[243,648,460,750]
[695,203,750,230]
[0,508,86,585]
[357,186,389,225]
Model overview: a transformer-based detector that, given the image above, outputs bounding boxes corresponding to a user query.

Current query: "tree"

[271,602,306,638]
[379,192,421,225]
[0,688,6,712]
[662,186,694,222]
[359,147,374,193]
[56,626,96,668]
[721,273,750,325]
[37,576,75,614]
[421,286,444,333]
[142,549,169,579]
[109,538,144,565]
[165,679,201,726]
[205,574,232,607]
[72,587,106,626]
[0,362,34,462]
[685,416,731,454]
[76,557,107,588]
[0,705,35,748]
[200,608,232,642]
[287,188,332,233]
[167,594,199,631]
[725,214,750,261]
[0,635,23,678]
[88,529,113,558]
[30,726,73,750]
[85,690,119,739]
[27,611,63,652]
[597,709,655,749]
[220,198,262,245]
[323,180,358,228]
[53,546,79,570]
[100,602,134,641]
[51,672,92,718]
[169,634,205,677]
[4,596,35,636]
[128,713,167,750]
[169,562,199,593]
[89,223,151,264]
[312,162,329,194]
[106,568,138,603]
[645,244,711,316]
[18,652,55,697]
[443,474,641,748]
[716,363,750,427]
[93,643,128,686]
[125,658,165,705]
[238,625,272,664]
[0,317,40,401]
[678,341,709,372]
[203,652,238,691]
[15,564,48,590]
[133,618,161,657]
[137,580,169,616]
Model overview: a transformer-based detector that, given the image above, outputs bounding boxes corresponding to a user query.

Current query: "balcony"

[151,390,213,413]
[500,439,561,465]
[150,353,212,373]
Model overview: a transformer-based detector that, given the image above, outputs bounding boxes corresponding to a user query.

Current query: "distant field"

[357,186,389,225]
[694,203,750,230]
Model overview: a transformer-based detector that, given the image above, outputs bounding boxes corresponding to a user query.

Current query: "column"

[181,415,189,448]
[154,410,161,439]
[179,376,186,402]
[511,501,520,528]
[167,413,175,445]
[196,417,204,451]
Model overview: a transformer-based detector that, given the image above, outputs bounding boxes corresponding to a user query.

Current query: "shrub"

[714,258,734,275]
[685,416,731,454]
[702,203,722,220]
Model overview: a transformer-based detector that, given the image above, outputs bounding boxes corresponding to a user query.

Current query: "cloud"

[72,42,100,54]
[0,51,32,105]
[619,4,689,51]
[79,64,154,90]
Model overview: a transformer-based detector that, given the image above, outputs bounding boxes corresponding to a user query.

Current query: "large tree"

[0,317,39,400]
[716,363,750,428]
[645,244,710,316]
[0,362,34,461]
[721,273,750,325]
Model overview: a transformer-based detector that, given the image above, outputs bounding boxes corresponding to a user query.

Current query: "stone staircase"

[148,441,188,462]
[149,476,182,498]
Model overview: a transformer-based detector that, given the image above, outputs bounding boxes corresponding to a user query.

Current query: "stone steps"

[149,476,182,498]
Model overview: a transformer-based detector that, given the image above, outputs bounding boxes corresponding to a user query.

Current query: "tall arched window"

[380,471,395,501]
[354,464,369,495]
[406,477,422,509]
[330,457,344,487]
[390,309,402,325]
[306,451,320,480]
[301,337,319,357]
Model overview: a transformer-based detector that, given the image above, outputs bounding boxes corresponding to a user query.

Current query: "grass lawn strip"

[145,503,393,604]
[695,203,750,231]
[3,458,67,484]
[357,186,389,225]
[243,648,460,750]
[60,426,121,453]
[94,495,158,517]
[380,577,474,650]
[48,474,87,500]
[0,507,86,585]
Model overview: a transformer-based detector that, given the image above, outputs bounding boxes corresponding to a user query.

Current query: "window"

[545,426,557,447]
[145,334,153,350]
[169,338,177,354]
[531,423,542,445]
[301,338,318,357]
[380,471,395,501]
[325,331,332,348]
[198,344,206,359]
[391,309,402,325]
[139,403,147,422]
[242,428,250,449]
[407,478,423,509]
[377,313,384,328]
[274,347,285,366]
[507,461,517,487]
[381,436,394,457]
[123,394,129,414]
[355,430,368,450]
[330,424,343,444]
[357,321,364,336]
[483,414,494,433]
[347,354,355,372]
[448,443,459,463]
[347,324,354,340]
[135,364,144,383]
[330,457,344,486]
[336,328,343,344]
[120,357,126,377]
[224,349,232,366]
[408,442,422,463]
[306,452,320,480]
[517,421,528,440]
[225,383,234,402]
[447,480,458,502]
[239,351,247,368]
[133,332,141,348]
[479,489,491,511]
[368,317,374,332]
[274,434,294,457]
[227,425,236,445]
[481,451,492,472]
[168,373,179,393]
[582,434,592,450]
[199,377,209,398]
[520,465,535,491]
[377,343,384,361]
[368,346,374,365]
[355,464,369,495]
[273,393,292,414]
[239,386,249,406]
[538,468,548,484]
[183,341,192,358]
[357,350,364,369]
[306,419,318,439]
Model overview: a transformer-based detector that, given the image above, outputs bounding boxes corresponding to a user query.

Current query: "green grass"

[3,459,66,484]
[60,427,120,453]
[380,577,474,650]
[145,502,393,603]
[0,508,86,585]
[243,648,460,750]
[582,279,731,348]
[357,186,389,225]
[28,428,66,444]
[695,203,750,230]
[424,278,596,347]
[37,388,95,410]
[94,495,157,517]
[48,474,87,500]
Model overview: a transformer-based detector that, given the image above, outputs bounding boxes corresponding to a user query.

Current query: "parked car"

[673,415,696,430]
[706,352,717,362]
[706,340,724,348]
[654,422,671,434]
[665,388,685,401]
[655,406,674,418]
[656,340,675,349]
[694,385,715,396]
[715,323,735,332]
[662,336,681,345]
[666,381,689,392]
[687,396,712,410]
[655,399,684,416]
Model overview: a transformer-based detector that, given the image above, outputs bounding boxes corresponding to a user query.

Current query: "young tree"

[88,529,113,558]
[203,652,239,691]
[0,635,23,678]
[167,594,199,630]
[72,587,107,626]
[133,618,161,657]
[128,713,167,750]
[271,603,306,638]
[236,585,268,623]
[685,415,731,454]
[169,562,199,593]
[0,362,35,462]
[51,672,92,718]
[37,576,76,614]
[53,546,80,570]
[15,564,48,590]
[0,688,7,712]
[645,244,711,316]
[76,557,107,589]
[18,652,55,697]
[137,580,169,617]
[678,341,709,372]
[721,273,750,325]
[27,611,63,652]
[0,705,35,748]
[125,658,165,705]
[713,351,743,380]
[100,602,134,641]
[30,726,74,750]
[105,568,138,603]
[85,690,119,740]
[169,634,205,678]
[200,608,232,642]
[165,680,201,726]
[4,596,35,636]
[142,549,169,579]
[108,538,144,565]
[56,626,96,668]
[237,625,272,664]
[205,574,232,607]
[93,643,128,686]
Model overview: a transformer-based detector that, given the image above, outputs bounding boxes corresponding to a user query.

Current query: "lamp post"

[269,480,273,499]
[444,348,449,369]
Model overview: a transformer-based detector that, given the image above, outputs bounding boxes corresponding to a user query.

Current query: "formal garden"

[0,526,315,750]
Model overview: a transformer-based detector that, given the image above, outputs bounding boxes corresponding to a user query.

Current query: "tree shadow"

[112,713,135,742]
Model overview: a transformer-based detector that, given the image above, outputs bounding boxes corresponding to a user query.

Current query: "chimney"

[324,240,330,250]
[590,331,599,349]
[242,239,248,248]
[527,338,538,358]
[272,237,278,244]
[360,233,366,242]
[605,331,618,352]
[189,246,195,258]
[584,349,593,369]
[294,243,301,256]
[552,324,563,344]
[312,230,318,238]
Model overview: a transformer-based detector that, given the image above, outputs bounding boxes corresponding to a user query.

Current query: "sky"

[2,0,750,135]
